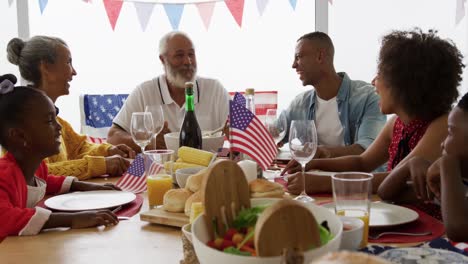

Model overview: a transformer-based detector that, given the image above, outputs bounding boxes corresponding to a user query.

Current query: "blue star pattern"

[233,92,246,107]
[230,100,254,130]
[83,94,128,128]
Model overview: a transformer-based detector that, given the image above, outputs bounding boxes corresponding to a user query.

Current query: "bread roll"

[184,191,202,216]
[249,179,284,198]
[163,189,193,213]
[185,169,206,193]
[311,251,391,264]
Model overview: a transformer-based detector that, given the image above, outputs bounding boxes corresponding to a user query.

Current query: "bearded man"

[108,31,230,152]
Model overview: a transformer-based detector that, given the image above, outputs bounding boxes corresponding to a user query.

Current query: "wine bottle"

[179,82,202,149]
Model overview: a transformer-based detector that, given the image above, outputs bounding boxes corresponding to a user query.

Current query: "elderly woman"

[7,36,135,180]
[283,28,464,195]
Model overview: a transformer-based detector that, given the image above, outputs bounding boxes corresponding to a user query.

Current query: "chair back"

[79,93,129,143]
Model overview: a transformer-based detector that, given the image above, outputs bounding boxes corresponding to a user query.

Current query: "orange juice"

[337,209,369,247]
[147,174,173,207]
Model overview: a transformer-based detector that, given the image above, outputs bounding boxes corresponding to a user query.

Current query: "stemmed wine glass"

[289,120,317,203]
[130,112,155,154]
[265,109,287,174]
[145,105,165,149]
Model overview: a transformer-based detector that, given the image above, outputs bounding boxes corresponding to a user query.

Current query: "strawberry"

[224,228,237,241]
[220,239,236,250]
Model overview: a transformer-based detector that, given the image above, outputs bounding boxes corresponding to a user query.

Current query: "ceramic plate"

[379,247,468,263]
[45,190,136,211]
[322,202,419,228]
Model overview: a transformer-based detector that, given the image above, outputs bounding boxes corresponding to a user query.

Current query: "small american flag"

[233,92,246,106]
[116,154,163,193]
[229,100,277,170]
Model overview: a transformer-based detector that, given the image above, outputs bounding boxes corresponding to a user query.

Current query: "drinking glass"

[332,172,373,248]
[130,112,154,154]
[144,149,174,208]
[264,109,287,176]
[288,120,317,202]
[145,105,165,149]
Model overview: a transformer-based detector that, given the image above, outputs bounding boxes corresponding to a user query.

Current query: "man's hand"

[153,121,170,149]
[108,144,136,159]
[105,155,131,176]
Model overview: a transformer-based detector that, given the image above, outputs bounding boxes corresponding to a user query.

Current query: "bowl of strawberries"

[191,198,343,264]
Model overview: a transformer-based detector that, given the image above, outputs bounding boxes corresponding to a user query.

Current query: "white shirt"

[113,75,230,133]
[315,96,345,146]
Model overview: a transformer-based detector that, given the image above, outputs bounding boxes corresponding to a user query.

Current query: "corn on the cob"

[166,161,205,172]
[190,202,204,223]
[178,146,214,167]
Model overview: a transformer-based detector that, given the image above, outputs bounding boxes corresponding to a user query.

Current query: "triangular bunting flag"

[134,2,155,31]
[456,0,466,25]
[163,4,184,30]
[82,0,92,3]
[225,0,245,27]
[8,0,14,7]
[195,2,215,30]
[289,0,297,10]
[256,0,269,16]
[39,0,48,14]
[103,0,123,31]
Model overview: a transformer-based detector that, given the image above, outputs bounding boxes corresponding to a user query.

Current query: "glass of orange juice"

[143,150,174,208]
[332,172,373,248]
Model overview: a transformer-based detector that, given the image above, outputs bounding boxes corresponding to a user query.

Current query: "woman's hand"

[406,157,433,201]
[70,210,119,229]
[286,172,331,195]
[105,155,131,176]
[427,157,443,199]
[108,144,136,159]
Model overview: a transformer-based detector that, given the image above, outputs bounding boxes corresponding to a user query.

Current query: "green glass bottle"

[179,82,202,149]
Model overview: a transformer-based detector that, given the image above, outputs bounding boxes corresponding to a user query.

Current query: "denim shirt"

[282,72,386,149]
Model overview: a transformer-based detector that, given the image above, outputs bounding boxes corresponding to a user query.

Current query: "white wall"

[23,0,315,131]
[329,0,468,96]
[0,0,20,77]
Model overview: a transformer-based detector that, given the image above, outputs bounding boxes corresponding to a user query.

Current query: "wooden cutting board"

[140,206,189,227]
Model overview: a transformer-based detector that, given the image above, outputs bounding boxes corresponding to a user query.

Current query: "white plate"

[379,247,468,263]
[45,190,136,211]
[322,202,419,228]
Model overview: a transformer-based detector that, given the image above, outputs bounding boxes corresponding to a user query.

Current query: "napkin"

[368,205,445,243]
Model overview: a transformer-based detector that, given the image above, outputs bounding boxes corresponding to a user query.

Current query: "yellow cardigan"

[45,117,111,180]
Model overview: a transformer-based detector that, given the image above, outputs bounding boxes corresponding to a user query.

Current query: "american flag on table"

[116,154,163,193]
[229,96,277,170]
[229,91,277,124]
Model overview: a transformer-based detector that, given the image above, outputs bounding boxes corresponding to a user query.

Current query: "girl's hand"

[108,144,136,159]
[105,155,131,176]
[70,210,118,229]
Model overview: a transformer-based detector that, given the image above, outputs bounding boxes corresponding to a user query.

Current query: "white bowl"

[176,167,206,188]
[182,223,192,243]
[192,198,343,264]
[339,216,364,250]
[164,132,225,154]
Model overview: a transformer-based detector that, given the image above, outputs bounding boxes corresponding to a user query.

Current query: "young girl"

[283,29,463,195]
[379,93,468,241]
[7,36,135,180]
[0,74,119,240]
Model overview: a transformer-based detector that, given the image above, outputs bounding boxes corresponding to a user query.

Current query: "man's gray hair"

[158,31,193,56]
[7,36,67,86]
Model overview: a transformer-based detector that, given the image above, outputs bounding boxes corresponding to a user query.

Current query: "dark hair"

[0,74,46,148]
[7,36,67,86]
[298,31,335,57]
[458,92,468,111]
[378,28,464,121]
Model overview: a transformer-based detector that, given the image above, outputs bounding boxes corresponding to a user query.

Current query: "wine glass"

[145,105,165,149]
[130,112,154,154]
[289,120,317,202]
[265,109,287,175]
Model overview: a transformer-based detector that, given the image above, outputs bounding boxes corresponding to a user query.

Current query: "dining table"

[0,174,439,264]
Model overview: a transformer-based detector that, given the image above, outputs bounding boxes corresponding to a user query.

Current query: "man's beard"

[165,63,197,89]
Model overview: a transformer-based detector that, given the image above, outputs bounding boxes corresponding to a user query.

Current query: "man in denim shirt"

[282,32,386,160]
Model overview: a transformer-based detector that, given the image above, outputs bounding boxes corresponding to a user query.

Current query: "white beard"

[165,64,197,89]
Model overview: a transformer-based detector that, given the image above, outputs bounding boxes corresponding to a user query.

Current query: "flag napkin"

[229,99,277,170]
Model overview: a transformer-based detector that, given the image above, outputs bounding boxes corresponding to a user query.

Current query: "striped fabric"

[116,154,163,193]
[229,91,277,124]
